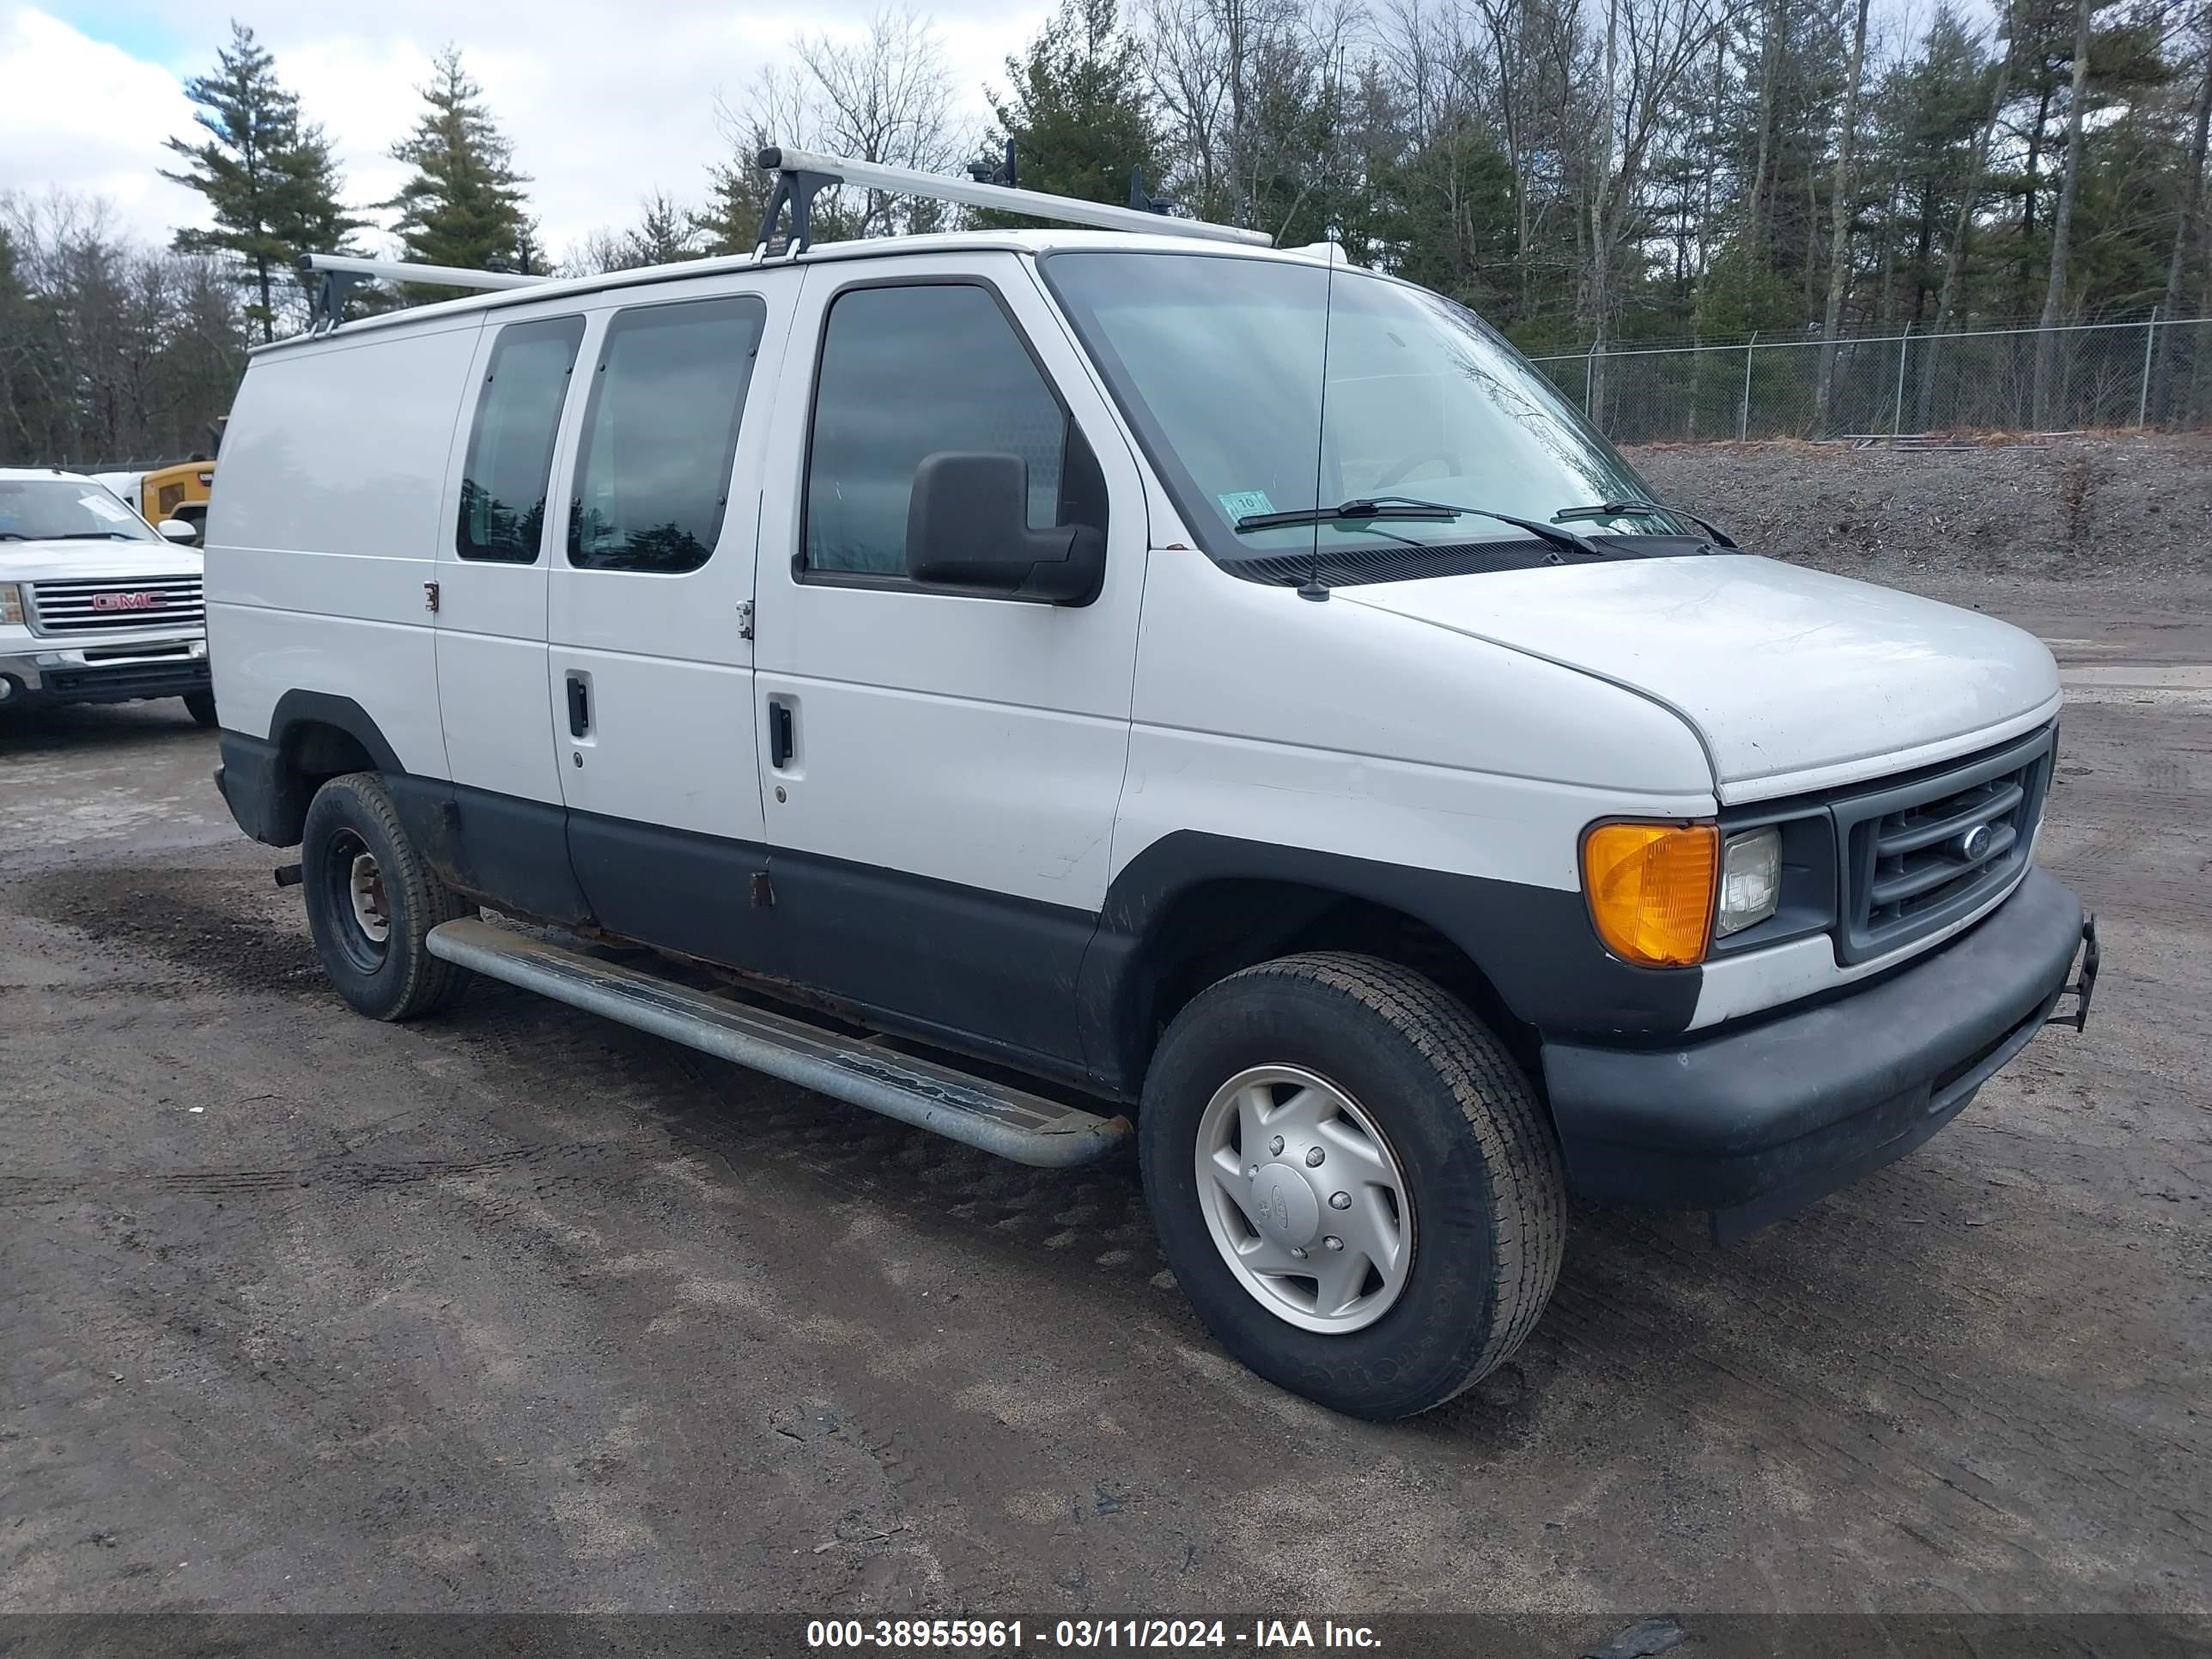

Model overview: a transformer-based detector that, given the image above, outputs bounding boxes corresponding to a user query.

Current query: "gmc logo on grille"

[89,592,166,612]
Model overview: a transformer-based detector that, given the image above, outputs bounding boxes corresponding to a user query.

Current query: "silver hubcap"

[1194,1064,1413,1334]
[349,851,390,944]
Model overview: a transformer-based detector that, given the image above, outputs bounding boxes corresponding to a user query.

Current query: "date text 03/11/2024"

[804,1620,1383,1650]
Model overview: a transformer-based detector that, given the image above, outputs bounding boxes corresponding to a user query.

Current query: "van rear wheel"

[1138,952,1565,1419]
[300,772,471,1021]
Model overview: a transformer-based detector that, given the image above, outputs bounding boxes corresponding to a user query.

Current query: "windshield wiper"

[1553,498,1736,548]
[1234,496,1606,560]
[56,532,143,541]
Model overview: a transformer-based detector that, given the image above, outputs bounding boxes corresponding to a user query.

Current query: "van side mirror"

[156,519,198,544]
[905,453,1104,605]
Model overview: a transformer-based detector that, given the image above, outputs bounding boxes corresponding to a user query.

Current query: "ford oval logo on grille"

[1954,823,1996,862]
[90,592,164,612]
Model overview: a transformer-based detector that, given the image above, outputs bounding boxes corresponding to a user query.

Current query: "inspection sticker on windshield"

[78,493,135,523]
[1218,489,1274,520]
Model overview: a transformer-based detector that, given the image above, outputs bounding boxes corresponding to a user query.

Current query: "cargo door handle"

[768,699,794,769]
[566,674,590,738]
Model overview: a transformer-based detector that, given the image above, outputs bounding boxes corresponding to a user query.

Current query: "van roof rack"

[752,145,1271,259]
[297,252,550,334]
[291,153,1268,333]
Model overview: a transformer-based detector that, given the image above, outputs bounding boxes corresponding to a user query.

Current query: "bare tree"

[1137,0,1349,234]
[568,191,702,275]
[1583,0,1746,416]
[702,9,964,247]
[1814,0,1871,433]
[1917,21,2014,429]
[798,8,965,234]
[2032,0,2094,428]
[1743,0,1779,258]
[1468,0,1589,310]
[0,191,248,468]
[1138,0,1235,214]
[2154,7,2210,422]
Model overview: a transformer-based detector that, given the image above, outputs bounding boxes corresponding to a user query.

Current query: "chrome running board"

[425,918,1129,1168]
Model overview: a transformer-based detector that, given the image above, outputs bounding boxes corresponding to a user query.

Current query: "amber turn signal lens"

[1582,821,1719,967]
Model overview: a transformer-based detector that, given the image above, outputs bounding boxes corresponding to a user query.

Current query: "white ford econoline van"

[207,151,2096,1418]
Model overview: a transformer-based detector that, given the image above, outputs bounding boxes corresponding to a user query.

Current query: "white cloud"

[3,2,1044,258]
[0,9,206,227]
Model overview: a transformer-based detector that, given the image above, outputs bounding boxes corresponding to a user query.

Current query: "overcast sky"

[0,1,1044,258]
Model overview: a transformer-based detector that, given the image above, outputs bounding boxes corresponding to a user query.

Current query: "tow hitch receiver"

[2047,915,2100,1032]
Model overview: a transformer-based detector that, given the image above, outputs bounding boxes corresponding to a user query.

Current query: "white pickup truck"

[0,468,214,723]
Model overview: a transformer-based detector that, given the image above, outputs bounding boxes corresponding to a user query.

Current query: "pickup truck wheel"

[300,773,471,1021]
[183,690,217,728]
[1139,951,1565,1419]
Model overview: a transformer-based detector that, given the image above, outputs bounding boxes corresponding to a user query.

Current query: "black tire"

[300,772,471,1021]
[183,690,218,728]
[1139,951,1565,1419]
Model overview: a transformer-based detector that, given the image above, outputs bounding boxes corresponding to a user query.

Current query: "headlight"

[1582,821,1717,966]
[0,582,22,626]
[1716,826,1782,938]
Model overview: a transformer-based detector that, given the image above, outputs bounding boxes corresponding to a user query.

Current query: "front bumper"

[1544,867,2094,1240]
[0,641,210,708]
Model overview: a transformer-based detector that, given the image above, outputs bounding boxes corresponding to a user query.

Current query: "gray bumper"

[1544,867,2094,1239]
[0,647,210,708]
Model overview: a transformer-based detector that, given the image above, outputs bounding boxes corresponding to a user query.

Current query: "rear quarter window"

[458,316,586,563]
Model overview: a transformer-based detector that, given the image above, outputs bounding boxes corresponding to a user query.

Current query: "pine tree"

[977,0,1160,225]
[693,167,763,259]
[386,47,534,288]
[161,21,362,343]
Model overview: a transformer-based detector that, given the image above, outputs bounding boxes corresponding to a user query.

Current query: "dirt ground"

[3,518,2209,1633]
[1632,431,2212,582]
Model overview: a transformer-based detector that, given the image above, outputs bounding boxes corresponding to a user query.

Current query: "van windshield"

[0,479,160,544]
[1041,251,1685,568]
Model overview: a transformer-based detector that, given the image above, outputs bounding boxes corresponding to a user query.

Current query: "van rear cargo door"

[433,303,592,924]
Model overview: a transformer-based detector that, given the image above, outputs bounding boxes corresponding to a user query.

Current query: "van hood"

[0,539,204,585]
[1336,554,2061,801]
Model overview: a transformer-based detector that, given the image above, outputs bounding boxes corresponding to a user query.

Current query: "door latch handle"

[768,700,793,769]
[566,675,590,738]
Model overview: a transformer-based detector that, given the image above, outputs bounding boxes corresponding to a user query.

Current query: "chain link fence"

[1527,315,2212,443]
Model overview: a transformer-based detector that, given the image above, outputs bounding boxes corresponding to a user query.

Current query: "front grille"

[1832,725,2055,963]
[27,574,204,635]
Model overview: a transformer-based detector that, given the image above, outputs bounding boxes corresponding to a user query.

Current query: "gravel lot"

[1633,431,2212,581]
[3,560,2208,1634]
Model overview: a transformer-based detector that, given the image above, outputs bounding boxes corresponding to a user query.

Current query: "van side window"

[805,283,1076,579]
[568,295,766,574]
[457,316,586,563]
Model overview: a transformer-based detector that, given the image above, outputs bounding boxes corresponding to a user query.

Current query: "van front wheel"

[300,773,471,1021]
[1138,952,1565,1419]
